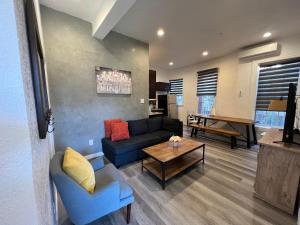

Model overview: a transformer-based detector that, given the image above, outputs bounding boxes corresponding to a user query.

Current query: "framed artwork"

[95,67,132,94]
[25,0,51,139]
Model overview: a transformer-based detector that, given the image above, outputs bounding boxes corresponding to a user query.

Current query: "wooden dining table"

[191,114,257,148]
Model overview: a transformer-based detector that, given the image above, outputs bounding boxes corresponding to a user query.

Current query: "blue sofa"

[102,117,183,167]
[50,152,134,225]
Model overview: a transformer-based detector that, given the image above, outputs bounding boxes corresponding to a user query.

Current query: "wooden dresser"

[255,129,300,215]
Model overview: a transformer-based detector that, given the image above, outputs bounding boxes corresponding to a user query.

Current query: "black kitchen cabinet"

[149,70,156,99]
[156,82,170,92]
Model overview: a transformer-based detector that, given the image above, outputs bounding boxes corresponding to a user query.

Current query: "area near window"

[255,59,300,128]
[169,78,183,105]
[197,68,219,115]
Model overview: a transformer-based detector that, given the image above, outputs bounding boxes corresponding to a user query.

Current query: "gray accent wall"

[41,6,149,154]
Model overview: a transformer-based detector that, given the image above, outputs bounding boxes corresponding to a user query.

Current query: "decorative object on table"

[169,135,182,148]
[95,67,132,94]
[25,0,52,139]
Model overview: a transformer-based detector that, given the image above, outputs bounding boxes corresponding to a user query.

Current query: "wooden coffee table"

[141,138,205,189]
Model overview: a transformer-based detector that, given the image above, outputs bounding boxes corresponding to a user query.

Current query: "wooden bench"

[190,124,241,149]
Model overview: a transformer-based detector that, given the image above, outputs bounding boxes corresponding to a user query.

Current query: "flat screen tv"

[282,83,297,143]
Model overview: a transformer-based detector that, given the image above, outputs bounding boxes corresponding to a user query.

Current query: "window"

[176,95,184,106]
[198,95,215,115]
[256,59,300,128]
[169,78,183,105]
[197,68,218,115]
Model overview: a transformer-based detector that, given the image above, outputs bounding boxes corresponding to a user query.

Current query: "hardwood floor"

[65,128,298,225]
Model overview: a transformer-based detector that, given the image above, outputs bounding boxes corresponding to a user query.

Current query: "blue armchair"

[50,152,134,225]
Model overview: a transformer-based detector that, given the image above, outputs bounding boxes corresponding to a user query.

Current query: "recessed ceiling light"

[169,61,174,66]
[157,29,165,37]
[202,51,208,56]
[263,32,272,38]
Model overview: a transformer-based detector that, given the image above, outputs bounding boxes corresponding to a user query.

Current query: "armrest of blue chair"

[85,152,105,171]
[89,156,105,171]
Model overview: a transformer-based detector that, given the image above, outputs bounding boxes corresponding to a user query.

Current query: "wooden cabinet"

[254,129,300,215]
[149,70,156,99]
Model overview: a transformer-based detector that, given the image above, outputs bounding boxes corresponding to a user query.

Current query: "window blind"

[256,60,300,110]
[169,78,183,95]
[197,68,218,96]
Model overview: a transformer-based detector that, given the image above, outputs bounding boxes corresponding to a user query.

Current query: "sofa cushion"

[150,130,172,142]
[111,122,130,141]
[148,117,163,132]
[162,117,180,133]
[94,163,133,200]
[128,119,148,136]
[102,134,160,155]
[102,138,138,155]
[133,133,161,148]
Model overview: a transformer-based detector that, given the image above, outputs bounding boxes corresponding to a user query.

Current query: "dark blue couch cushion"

[163,117,180,134]
[133,133,161,148]
[128,119,148,136]
[150,130,172,142]
[148,117,163,132]
[102,134,160,155]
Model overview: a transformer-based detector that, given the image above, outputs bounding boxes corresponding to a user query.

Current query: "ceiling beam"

[92,0,136,39]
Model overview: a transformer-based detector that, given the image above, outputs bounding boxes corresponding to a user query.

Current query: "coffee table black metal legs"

[161,163,166,190]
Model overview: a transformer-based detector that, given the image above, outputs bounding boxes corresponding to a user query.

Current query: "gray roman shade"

[169,78,183,95]
[197,68,218,96]
[256,60,300,110]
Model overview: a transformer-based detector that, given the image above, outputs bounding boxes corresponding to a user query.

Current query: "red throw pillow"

[104,119,122,138]
[111,122,130,141]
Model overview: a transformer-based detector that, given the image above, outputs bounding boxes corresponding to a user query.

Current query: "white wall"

[164,33,300,124]
[0,0,55,224]
[154,67,169,82]
[0,1,39,224]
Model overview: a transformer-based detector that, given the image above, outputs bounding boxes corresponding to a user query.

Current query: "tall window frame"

[169,78,183,106]
[197,68,219,115]
[255,59,300,128]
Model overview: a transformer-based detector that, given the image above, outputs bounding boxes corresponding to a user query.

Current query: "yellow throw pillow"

[62,147,96,193]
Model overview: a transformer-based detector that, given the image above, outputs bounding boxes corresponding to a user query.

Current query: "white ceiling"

[113,0,300,69]
[40,0,136,39]
[40,0,300,70]
[40,0,105,22]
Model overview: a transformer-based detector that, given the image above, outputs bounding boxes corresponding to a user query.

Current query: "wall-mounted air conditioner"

[238,42,280,61]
